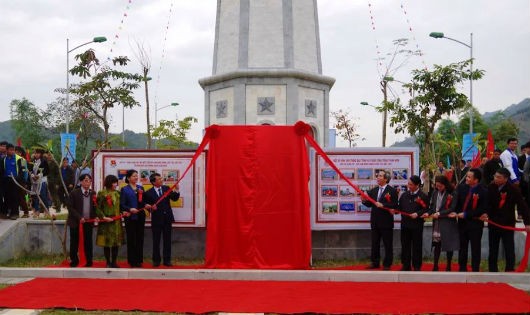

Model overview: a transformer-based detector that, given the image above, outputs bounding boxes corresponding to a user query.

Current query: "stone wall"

[0,220,526,264]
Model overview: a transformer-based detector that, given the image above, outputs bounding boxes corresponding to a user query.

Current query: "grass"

[0,253,66,267]
[2,253,528,272]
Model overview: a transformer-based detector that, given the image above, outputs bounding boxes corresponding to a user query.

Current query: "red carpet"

[0,278,528,314]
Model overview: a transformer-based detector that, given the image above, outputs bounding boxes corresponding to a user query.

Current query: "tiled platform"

[1,267,528,286]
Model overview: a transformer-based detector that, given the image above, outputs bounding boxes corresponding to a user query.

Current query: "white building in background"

[199,0,335,146]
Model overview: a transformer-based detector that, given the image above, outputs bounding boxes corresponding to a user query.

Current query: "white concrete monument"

[199,0,335,145]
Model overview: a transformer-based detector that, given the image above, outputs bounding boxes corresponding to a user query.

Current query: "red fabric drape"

[205,125,311,269]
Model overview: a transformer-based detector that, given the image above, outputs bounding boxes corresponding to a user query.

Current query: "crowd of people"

[0,141,91,219]
[1,137,530,271]
[362,137,530,272]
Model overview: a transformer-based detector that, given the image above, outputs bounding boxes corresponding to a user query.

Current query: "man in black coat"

[66,174,97,267]
[454,168,488,272]
[398,175,429,271]
[483,167,530,272]
[361,170,399,270]
[144,172,180,267]
[482,149,503,186]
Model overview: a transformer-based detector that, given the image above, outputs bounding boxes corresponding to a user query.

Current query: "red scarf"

[445,194,453,209]
[499,192,507,209]
[472,193,479,210]
[415,196,427,208]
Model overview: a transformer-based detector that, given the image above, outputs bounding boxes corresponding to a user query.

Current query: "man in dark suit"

[454,168,488,272]
[483,168,530,272]
[66,173,97,267]
[398,175,430,271]
[144,173,180,267]
[361,170,399,270]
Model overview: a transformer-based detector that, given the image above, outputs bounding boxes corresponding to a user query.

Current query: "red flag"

[16,137,22,147]
[486,130,495,159]
[471,149,482,168]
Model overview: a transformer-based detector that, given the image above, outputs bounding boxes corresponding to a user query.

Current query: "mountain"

[0,124,197,150]
[392,98,530,147]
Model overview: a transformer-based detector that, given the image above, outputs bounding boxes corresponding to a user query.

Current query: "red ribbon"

[78,221,86,266]
[499,192,507,209]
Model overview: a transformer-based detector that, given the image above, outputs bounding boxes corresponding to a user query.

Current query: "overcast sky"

[1,0,528,147]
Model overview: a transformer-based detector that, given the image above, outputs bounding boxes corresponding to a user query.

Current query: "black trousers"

[152,219,173,264]
[3,179,20,217]
[371,227,393,267]
[69,223,93,266]
[458,226,483,272]
[488,226,515,272]
[125,217,145,266]
[401,226,423,270]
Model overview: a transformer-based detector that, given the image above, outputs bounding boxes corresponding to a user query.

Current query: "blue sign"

[60,133,77,164]
[462,133,478,162]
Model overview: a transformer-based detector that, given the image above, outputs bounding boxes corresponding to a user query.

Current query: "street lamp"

[153,102,179,149]
[155,102,179,128]
[360,101,387,147]
[66,36,107,134]
[429,31,473,134]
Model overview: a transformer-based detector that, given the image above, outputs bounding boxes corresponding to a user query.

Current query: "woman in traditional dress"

[429,175,459,271]
[96,174,124,268]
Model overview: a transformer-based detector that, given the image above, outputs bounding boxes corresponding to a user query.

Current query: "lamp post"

[154,102,179,149]
[66,36,107,134]
[360,101,387,147]
[429,31,473,134]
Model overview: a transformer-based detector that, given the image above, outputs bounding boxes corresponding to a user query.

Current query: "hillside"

[393,98,530,147]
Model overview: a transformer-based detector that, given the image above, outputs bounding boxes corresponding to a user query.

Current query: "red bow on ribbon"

[472,193,479,210]
[106,195,113,207]
[499,192,507,209]
[445,194,453,209]
[415,197,427,208]
[384,193,391,203]
[138,189,143,203]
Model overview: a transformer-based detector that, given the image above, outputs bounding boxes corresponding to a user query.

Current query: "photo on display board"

[140,169,156,184]
[357,202,371,212]
[321,169,338,180]
[393,168,409,180]
[342,170,355,179]
[322,202,338,213]
[339,201,355,212]
[321,185,338,197]
[357,168,373,180]
[339,185,355,197]
[163,170,180,183]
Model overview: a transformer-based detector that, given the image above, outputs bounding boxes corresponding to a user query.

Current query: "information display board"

[92,150,206,227]
[310,147,419,230]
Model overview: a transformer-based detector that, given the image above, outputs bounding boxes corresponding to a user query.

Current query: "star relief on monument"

[216,100,228,118]
[257,97,275,115]
[305,99,317,117]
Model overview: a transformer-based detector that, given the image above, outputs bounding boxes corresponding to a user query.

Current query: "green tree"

[381,60,484,190]
[330,109,362,147]
[9,98,47,148]
[151,117,198,149]
[487,112,519,151]
[69,49,144,147]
